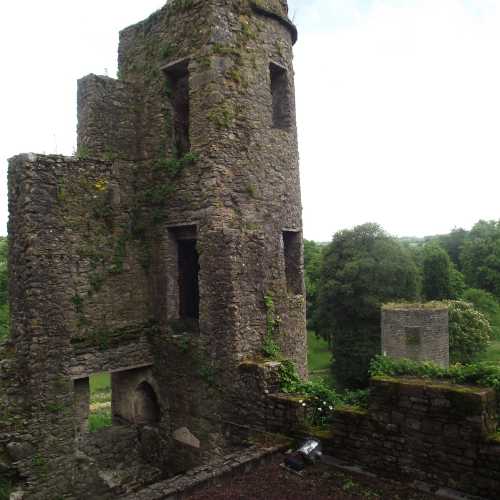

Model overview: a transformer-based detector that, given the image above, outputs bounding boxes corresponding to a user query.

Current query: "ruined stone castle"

[1,0,307,497]
[3,1,499,498]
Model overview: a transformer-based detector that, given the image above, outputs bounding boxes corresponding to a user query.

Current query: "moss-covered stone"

[335,404,369,417]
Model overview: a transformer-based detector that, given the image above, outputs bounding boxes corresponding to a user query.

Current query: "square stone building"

[1,0,306,497]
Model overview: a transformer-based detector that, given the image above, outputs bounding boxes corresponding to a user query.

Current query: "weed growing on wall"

[262,293,281,358]
[278,359,368,427]
[369,355,500,393]
[76,145,91,160]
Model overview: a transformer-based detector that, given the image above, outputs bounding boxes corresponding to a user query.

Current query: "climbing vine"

[262,293,281,358]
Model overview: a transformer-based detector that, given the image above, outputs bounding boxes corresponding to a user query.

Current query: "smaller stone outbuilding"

[381,303,449,367]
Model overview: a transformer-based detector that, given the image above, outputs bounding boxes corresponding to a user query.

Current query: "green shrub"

[448,300,492,363]
[278,360,369,426]
[369,355,500,393]
[463,288,500,340]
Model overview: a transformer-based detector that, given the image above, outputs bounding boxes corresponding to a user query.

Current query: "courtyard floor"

[182,454,438,500]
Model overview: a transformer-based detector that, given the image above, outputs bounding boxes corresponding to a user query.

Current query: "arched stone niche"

[112,366,162,425]
[133,381,161,424]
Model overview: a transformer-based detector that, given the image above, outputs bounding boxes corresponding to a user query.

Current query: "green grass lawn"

[89,373,112,431]
[308,331,335,387]
[90,372,111,392]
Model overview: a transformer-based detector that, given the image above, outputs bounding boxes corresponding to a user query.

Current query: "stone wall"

[77,75,140,160]
[381,305,449,367]
[3,1,306,497]
[330,377,500,499]
[220,360,500,499]
[232,360,307,436]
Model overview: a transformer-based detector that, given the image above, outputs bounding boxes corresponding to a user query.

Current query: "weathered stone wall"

[77,75,140,160]
[381,305,449,367]
[114,0,306,375]
[232,360,306,435]
[5,154,165,498]
[330,377,500,498]
[4,0,306,497]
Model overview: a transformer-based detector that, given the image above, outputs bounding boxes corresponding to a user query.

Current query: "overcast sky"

[1,0,499,241]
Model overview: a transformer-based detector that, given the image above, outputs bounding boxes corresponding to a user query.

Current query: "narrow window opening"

[270,62,291,129]
[165,59,190,157]
[283,231,302,295]
[88,372,112,432]
[178,239,200,320]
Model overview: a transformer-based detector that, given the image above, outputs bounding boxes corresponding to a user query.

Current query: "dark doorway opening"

[178,238,199,320]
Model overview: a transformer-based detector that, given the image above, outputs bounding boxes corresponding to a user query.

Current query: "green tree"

[315,223,419,389]
[437,227,468,271]
[462,288,500,340]
[0,236,8,341]
[303,240,323,331]
[448,300,491,364]
[461,220,500,298]
[0,304,8,341]
[0,237,7,305]
[422,243,464,300]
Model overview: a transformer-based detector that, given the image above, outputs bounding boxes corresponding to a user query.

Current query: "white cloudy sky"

[1,0,499,241]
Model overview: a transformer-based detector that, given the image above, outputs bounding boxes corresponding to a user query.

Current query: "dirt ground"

[182,454,437,500]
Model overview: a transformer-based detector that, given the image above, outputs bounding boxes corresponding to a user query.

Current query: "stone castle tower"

[3,0,305,497]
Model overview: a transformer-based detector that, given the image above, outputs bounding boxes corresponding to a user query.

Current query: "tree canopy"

[422,243,464,300]
[461,220,500,299]
[303,239,323,331]
[315,223,419,388]
[0,237,7,304]
[0,237,8,340]
[435,228,468,271]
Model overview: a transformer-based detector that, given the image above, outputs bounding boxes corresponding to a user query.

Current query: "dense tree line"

[0,237,8,340]
[305,219,500,389]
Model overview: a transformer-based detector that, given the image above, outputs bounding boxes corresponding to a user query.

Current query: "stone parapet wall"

[231,360,306,436]
[329,377,500,498]
[77,75,140,160]
[382,305,449,367]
